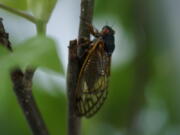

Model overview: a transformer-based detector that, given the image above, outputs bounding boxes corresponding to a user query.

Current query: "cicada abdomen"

[75,25,115,117]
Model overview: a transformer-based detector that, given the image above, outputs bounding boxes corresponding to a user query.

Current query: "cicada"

[75,24,115,118]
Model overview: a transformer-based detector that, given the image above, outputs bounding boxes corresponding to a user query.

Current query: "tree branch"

[0,18,49,135]
[11,68,49,135]
[78,0,94,58]
[78,0,94,39]
[67,0,94,135]
[67,40,81,135]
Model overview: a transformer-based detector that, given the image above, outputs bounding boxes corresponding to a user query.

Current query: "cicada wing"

[75,40,111,117]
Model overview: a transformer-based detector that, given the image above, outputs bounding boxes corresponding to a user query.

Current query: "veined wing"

[75,38,111,117]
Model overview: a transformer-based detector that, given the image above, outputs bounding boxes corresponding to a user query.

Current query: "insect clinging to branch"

[75,24,115,118]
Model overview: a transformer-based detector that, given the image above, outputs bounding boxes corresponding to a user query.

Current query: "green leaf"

[27,0,57,22]
[0,0,27,10]
[0,36,63,73]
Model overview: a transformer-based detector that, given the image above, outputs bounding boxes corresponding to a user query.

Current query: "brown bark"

[66,0,94,135]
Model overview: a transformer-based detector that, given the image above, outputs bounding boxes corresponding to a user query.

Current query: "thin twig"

[0,3,37,23]
[67,0,94,135]
[11,69,49,135]
[0,18,49,135]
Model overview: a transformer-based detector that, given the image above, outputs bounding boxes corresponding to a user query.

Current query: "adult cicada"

[74,24,115,118]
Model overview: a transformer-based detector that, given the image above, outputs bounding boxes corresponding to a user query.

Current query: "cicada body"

[75,25,115,117]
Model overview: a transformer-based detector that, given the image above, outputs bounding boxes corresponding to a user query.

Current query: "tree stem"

[67,40,81,135]
[78,0,94,40]
[67,0,94,135]
[11,69,49,135]
[36,21,47,35]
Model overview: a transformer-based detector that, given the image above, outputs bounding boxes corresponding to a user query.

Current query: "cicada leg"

[85,23,100,38]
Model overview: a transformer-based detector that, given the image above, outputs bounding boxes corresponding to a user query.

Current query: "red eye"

[103,28,110,34]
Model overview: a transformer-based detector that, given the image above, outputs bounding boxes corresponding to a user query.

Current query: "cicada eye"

[102,26,114,35]
[103,28,110,34]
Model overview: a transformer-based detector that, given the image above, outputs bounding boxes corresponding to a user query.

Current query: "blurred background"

[0,0,180,135]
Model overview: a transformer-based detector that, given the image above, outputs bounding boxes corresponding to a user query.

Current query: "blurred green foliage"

[0,81,67,135]
[34,87,67,135]
[0,36,63,93]
[0,36,63,73]
[27,0,57,21]
[0,0,180,135]
[0,0,27,10]
[95,0,135,31]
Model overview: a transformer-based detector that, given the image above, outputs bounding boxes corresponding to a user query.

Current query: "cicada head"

[101,26,115,56]
[102,26,115,35]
